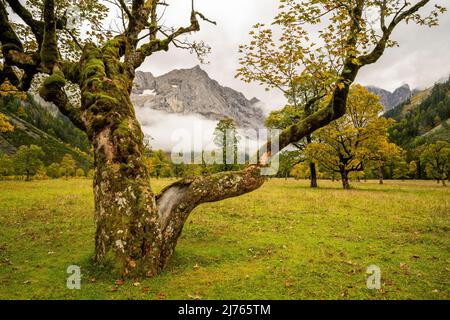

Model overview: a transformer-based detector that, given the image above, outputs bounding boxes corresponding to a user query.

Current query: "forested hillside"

[0,94,92,170]
[385,76,450,150]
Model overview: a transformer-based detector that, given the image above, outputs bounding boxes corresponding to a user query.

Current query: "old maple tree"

[304,85,400,189]
[0,0,445,276]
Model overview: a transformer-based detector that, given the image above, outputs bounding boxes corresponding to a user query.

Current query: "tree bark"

[340,170,351,190]
[306,135,318,188]
[309,162,318,188]
[378,165,384,185]
[72,42,269,277]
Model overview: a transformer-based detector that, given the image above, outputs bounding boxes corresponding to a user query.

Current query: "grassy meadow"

[0,178,448,300]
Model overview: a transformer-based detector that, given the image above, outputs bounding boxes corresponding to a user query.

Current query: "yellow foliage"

[305,85,400,175]
[0,113,14,133]
[0,80,26,100]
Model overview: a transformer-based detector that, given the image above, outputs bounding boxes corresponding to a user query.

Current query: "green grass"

[0,178,449,300]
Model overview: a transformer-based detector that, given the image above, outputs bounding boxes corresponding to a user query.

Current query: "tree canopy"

[305,85,400,189]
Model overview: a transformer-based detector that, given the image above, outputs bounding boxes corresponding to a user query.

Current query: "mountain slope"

[384,76,450,149]
[0,95,92,169]
[366,84,412,111]
[132,66,265,128]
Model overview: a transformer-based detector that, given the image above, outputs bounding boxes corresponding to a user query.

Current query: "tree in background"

[76,168,86,177]
[409,161,418,179]
[60,154,76,179]
[421,141,450,186]
[265,104,321,187]
[274,150,300,179]
[237,16,333,188]
[305,85,397,189]
[213,117,240,172]
[13,145,44,181]
[0,153,13,177]
[0,79,25,133]
[367,140,402,184]
[173,162,188,179]
[291,161,312,180]
[34,166,48,180]
[46,163,61,179]
[147,150,173,179]
[393,158,410,181]
[0,0,443,276]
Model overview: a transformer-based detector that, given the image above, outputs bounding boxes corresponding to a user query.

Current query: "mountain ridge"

[366,84,412,111]
[132,66,265,128]
[384,75,450,149]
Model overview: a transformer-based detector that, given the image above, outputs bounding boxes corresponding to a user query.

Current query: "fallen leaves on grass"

[115,279,124,286]
[188,293,202,300]
[400,263,409,270]
[284,280,294,288]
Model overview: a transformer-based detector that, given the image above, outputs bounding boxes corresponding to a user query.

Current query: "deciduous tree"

[421,141,450,186]
[60,153,76,179]
[46,162,61,179]
[213,117,240,172]
[0,153,13,177]
[305,85,399,189]
[13,145,44,181]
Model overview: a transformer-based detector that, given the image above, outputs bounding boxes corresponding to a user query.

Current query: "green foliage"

[0,153,13,177]
[145,150,173,179]
[420,141,450,184]
[46,163,61,179]
[392,159,409,180]
[0,94,92,170]
[213,118,240,172]
[12,145,45,180]
[76,168,86,177]
[276,150,301,178]
[385,76,450,149]
[60,154,76,179]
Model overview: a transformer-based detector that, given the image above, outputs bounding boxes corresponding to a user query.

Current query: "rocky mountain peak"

[132,66,265,128]
[366,84,412,111]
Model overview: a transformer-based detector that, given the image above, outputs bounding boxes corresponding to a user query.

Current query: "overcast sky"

[138,0,450,113]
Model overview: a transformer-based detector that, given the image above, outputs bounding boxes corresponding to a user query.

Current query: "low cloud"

[135,107,270,157]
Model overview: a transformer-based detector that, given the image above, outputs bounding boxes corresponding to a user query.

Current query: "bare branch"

[5,0,44,44]
[358,0,432,66]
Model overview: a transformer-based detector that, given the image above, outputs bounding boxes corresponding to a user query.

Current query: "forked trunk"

[78,43,267,277]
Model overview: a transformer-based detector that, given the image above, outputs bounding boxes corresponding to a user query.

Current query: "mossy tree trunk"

[73,41,268,276]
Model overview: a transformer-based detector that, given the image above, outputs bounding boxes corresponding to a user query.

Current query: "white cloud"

[139,0,450,108]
